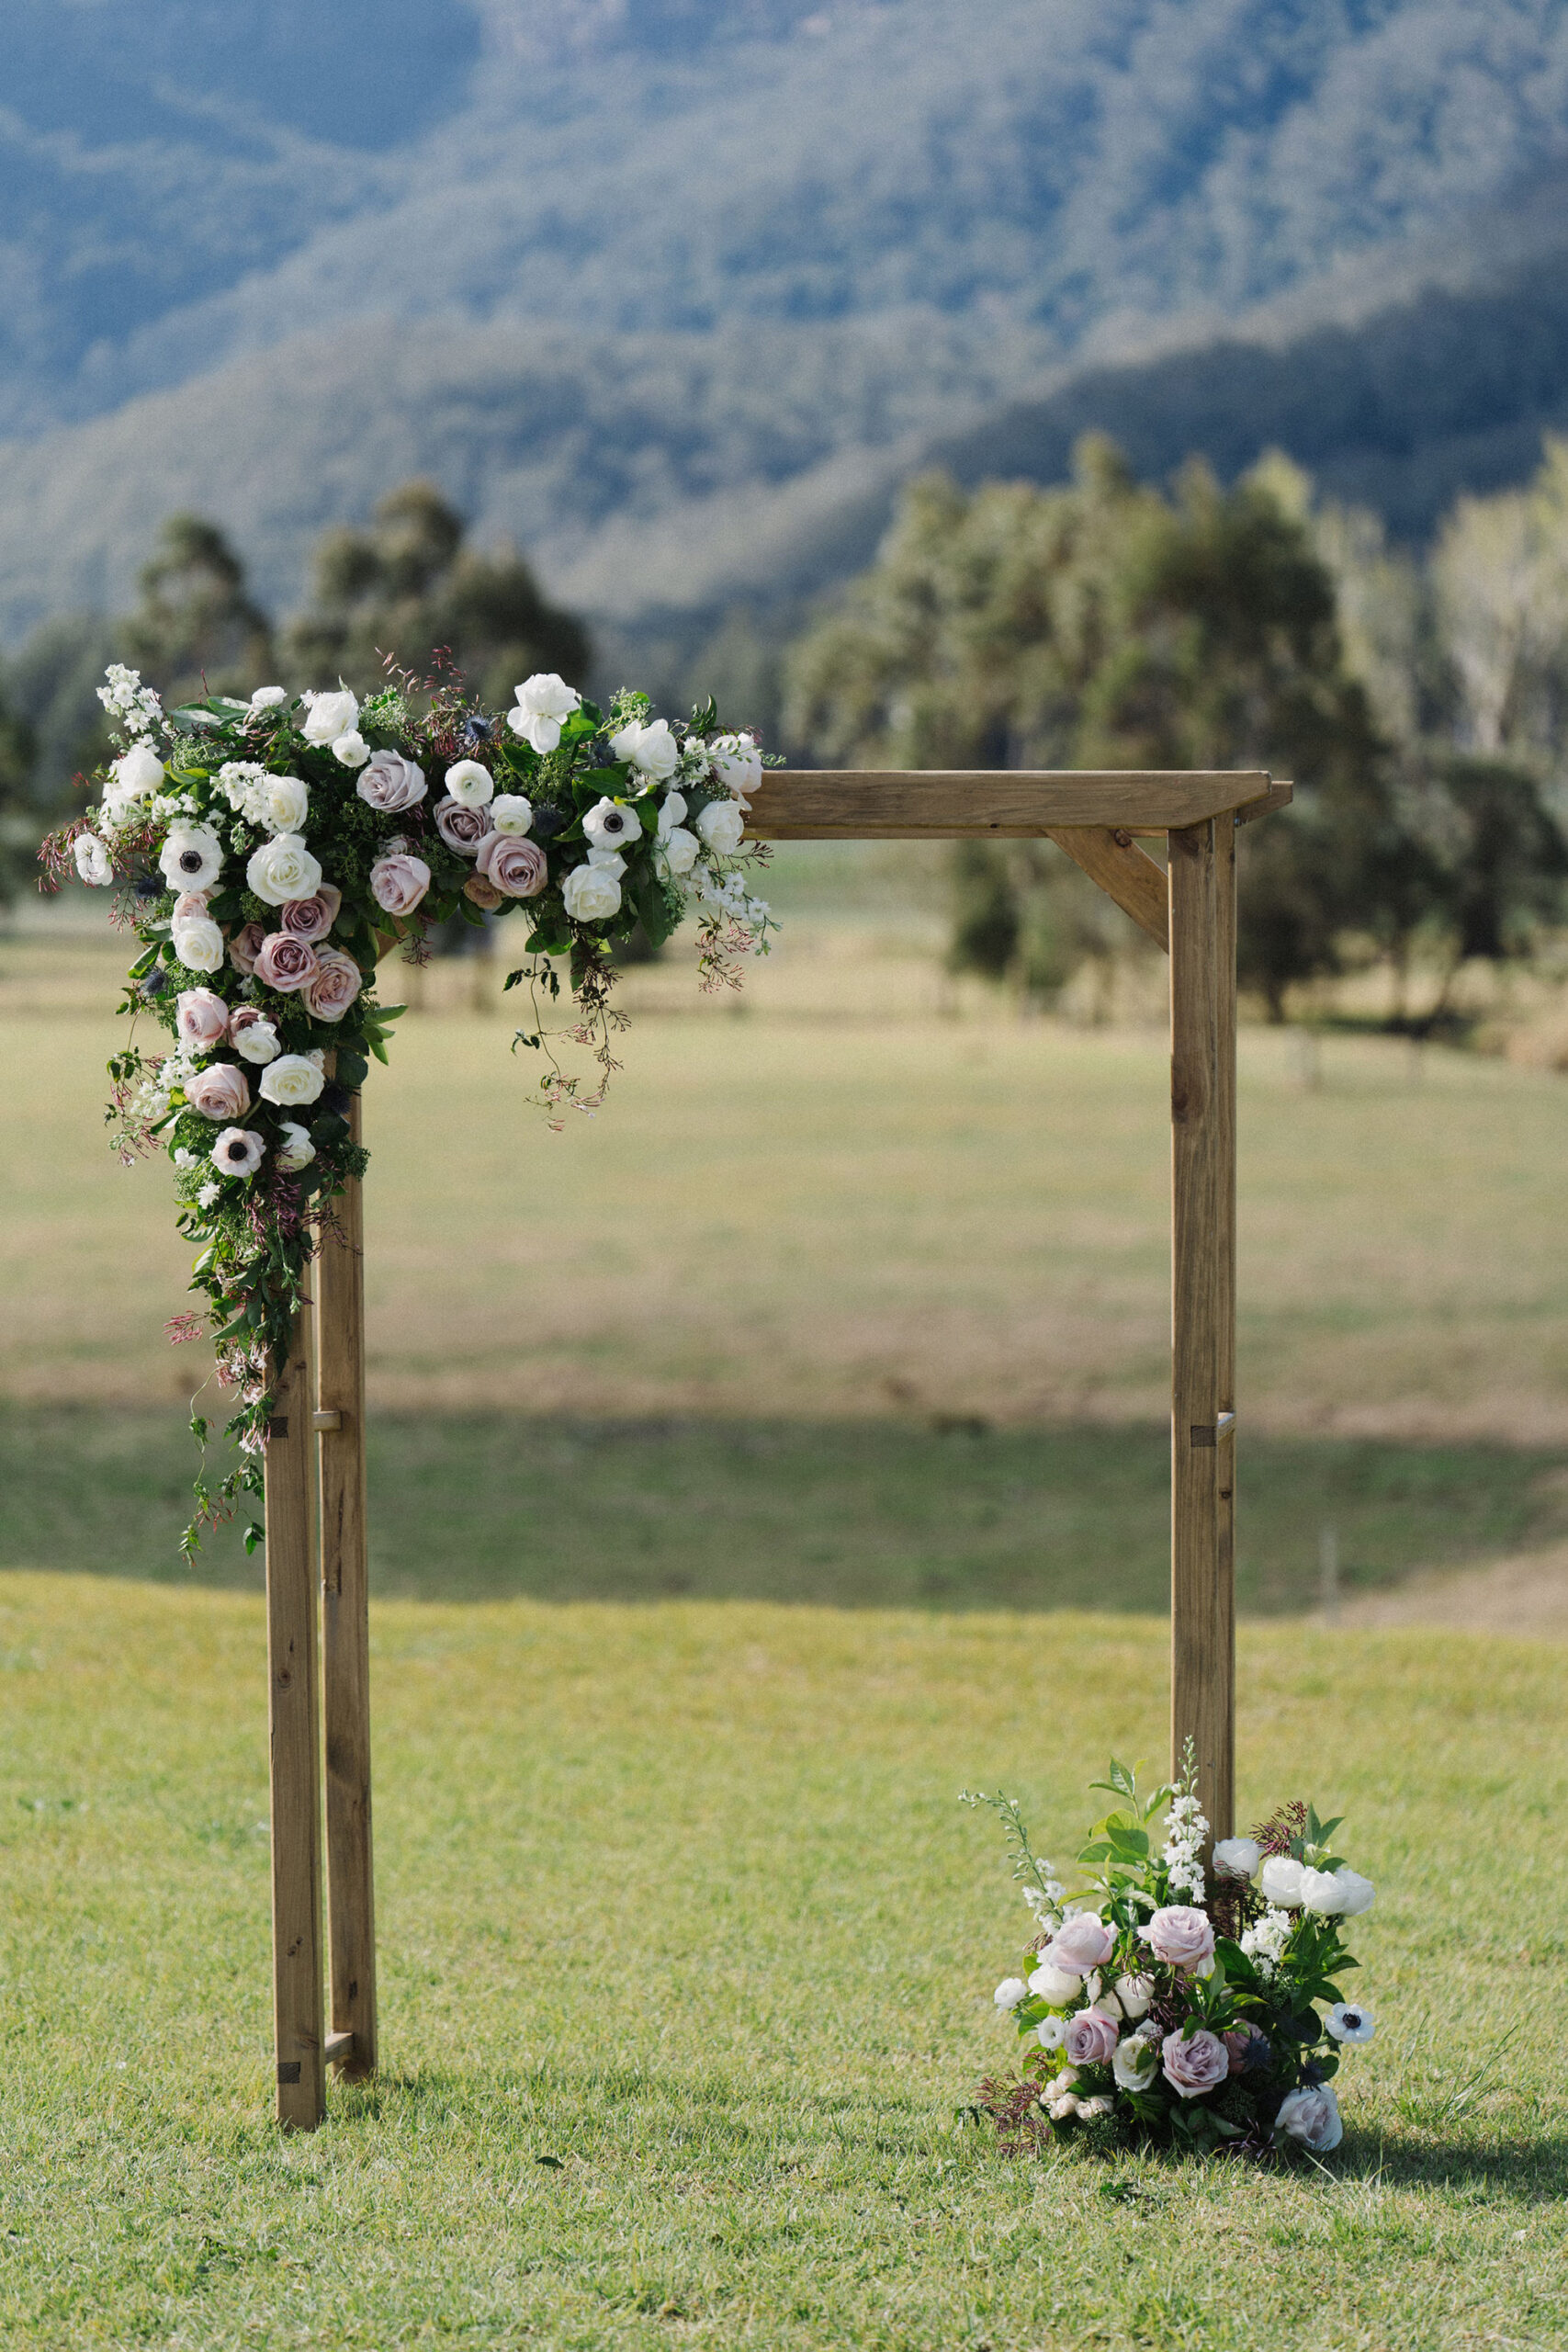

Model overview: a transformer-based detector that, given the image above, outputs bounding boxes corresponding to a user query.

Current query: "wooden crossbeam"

[746,769,1280,838]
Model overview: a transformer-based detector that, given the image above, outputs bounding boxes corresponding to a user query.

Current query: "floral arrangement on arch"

[964,1752,1376,2163]
[42,662,776,1551]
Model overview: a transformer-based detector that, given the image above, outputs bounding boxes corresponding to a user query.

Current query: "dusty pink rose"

[476,831,548,898]
[172,891,209,923]
[277,885,343,943]
[369,852,431,917]
[175,988,230,1050]
[254,933,321,993]
[305,946,364,1022]
[1064,2008,1120,2066]
[1145,1905,1215,1973]
[228,921,267,977]
[185,1062,252,1122]
[463,871,503,910]
[1224,2029,1268,2076]
[1161,2027,1229,2098]
[1045,1914,1117,1976]
[433,797,491,858]
[355,749,426,812]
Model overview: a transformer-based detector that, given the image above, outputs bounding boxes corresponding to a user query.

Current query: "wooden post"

[1168,820,1235,1839]
[316,1088,378,2080]
[264,1308,327,2130]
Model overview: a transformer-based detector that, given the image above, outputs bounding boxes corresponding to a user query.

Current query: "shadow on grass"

[3,1406,1563,1615]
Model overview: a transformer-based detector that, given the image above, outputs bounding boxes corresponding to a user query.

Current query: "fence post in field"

[1168,817,1237,1840]
[263,1308,327,2130]
[315,1090,378,2083]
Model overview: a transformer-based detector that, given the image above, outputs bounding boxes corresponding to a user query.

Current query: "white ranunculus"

[107,744,164,805]
[1114,1973,1154,2019]
[609,716,680,780]
[301,688,358,743]
[1111,2034,1159,2091]
[507,672,581,753]
[560,860,623,922]
[1325,2001,1375,2044]
[74,831,114,886]
[582,797,643,853]
[259,1054,325,1108]
[1275,2084,1343,2153]
[695,798,746,854]
[445,759,494,808]
[490,792,533,834]
[172,917,224,972]
[263,775,310,833]
[1027,1962,1080,2007]
[659,824,699,876]
[1213,1836,1262,1881]
[709,730,762,806]
[1259,1855,1309,1908]
[332,730,370,769]
[1035,2016,1066,2051]
[160,823,225,893]
[275,1121,316,1171]
[246,833,323,907]
[232,1018,281,1065]
[250,686,288,709]
[993,1977,1028,2011]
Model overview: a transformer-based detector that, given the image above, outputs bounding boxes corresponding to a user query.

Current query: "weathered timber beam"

[745,769,1274,838]
[1044,826,1169,951]
[1236,780,1292,824]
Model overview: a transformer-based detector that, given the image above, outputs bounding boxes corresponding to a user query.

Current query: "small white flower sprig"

[963,1757,1377,2164]
[41,662,780,1554]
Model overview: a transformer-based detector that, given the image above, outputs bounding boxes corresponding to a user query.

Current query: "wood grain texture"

[1168,820,1235,1841]
[317,1087,378,2081]
[746,769,1273,839]
[1044,826,1170,949]
[264,1309,326,2130]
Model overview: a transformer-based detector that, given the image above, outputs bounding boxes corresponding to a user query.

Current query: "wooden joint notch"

[312,1409,344,1433]
[326,2029,355,2069]
[1189,1413,1237,1448]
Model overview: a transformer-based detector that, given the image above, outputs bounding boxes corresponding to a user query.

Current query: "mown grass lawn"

[1,1572,1562,2350]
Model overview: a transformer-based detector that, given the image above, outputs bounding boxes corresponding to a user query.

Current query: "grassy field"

[0,1571,1563,2351]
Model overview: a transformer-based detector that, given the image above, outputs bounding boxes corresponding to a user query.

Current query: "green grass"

[3,1405,1564,1613]
[0,1572,1563,2350]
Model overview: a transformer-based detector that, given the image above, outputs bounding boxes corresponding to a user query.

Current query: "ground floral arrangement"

[964,1752,1376,2164]
[42,662,776,1550]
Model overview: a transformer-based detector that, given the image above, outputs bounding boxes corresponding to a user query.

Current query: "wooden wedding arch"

[263,765,1289,2129]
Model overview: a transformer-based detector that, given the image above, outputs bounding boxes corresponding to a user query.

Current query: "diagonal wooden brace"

[1044,826,1170,951]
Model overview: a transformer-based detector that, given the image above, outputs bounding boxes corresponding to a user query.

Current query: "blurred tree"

[0,674,39,900]
[283,481,590,707]
[120,514,274,705]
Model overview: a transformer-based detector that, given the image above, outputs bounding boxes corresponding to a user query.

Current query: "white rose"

[609,716,680,780]
[1259,1855,1308,1908]
[259,1054,326,1108]
[1027,1962,1080,2007]
[444,759,495,808]
[709,730,762,806]
[1275,2084,1343,2154]
[1045,2067,1078,2098]
[263,775,310,832]
[159,823,225,893]
[490,793,533,834]
[507,672,581,753]
[1111,2035,1159,2091]
[695,798,746,854]
[659,825,699,876]
[993,1978,1028,2011]
[582,797,643,853]
[250,685,288,709]
[1329,1868,1375,1918]
[107,744,164,805]
[1213,1837,1262,1881]
[301,688,358,743]
[232,1019,281,1065]
[560,861,623,922]
[1114,1973,1154,2019]
[275,1121,316,1171]
[332,730,370,768]
[246,833,323,907]
[74,832,114,887]
[172,917,224,972]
